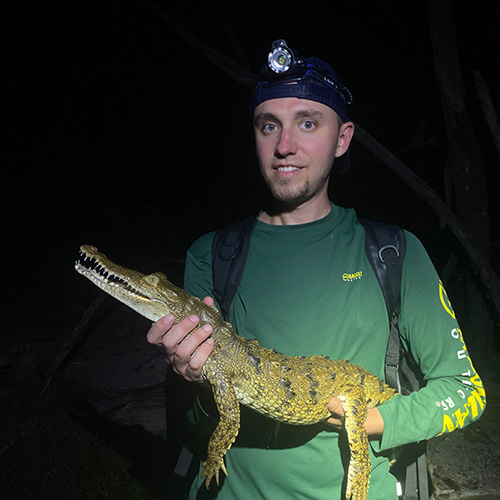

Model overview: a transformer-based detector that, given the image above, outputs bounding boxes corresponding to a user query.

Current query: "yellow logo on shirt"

[342,270,363,282]
[439,280,456,319]
[437,280,486,435]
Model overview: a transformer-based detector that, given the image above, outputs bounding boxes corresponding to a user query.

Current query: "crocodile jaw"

[75,245,173,322]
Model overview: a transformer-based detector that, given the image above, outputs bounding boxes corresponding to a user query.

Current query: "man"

[147,40,485,499]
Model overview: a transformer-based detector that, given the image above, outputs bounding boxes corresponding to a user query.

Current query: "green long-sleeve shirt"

[184,204,485,500]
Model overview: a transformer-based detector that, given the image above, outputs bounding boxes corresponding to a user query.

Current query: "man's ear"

[335,121,355,158]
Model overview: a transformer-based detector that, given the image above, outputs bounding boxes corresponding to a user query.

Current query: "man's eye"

[263,123,278,133]
[302,121,316,130]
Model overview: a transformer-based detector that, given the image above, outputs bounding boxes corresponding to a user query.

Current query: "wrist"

[365,407,384,437]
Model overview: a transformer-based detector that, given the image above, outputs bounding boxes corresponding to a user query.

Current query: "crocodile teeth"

[76,250,143,297]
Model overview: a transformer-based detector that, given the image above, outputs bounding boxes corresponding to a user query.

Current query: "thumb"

[328,397,345,417]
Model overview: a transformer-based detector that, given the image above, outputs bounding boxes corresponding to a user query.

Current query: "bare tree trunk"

[427,0,491,257]
[427,0,495,361]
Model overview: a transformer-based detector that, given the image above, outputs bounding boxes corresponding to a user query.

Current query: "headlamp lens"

[268,45,292,73]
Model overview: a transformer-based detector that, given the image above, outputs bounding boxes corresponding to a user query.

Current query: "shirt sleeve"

[183,231,216,299]
[375,231,486,451]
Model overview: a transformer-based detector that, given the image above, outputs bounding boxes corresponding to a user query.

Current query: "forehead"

[253,97,338,123]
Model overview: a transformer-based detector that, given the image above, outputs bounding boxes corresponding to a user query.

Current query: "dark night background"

[1,1,500,498]
[2,1,500,358]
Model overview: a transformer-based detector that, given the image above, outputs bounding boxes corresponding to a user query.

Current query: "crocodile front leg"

[338,385,370,500]
[201,373,241,487]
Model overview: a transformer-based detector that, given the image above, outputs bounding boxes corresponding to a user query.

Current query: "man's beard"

[263,167,332,210]
[268,178,313,205]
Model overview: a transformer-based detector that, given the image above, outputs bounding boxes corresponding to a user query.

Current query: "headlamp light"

[266,39,305,79]
[268,40,294,74]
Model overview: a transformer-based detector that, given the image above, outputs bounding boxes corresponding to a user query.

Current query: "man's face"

[253,98,352,207]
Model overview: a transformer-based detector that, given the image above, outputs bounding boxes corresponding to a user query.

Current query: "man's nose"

[275,128,298,157]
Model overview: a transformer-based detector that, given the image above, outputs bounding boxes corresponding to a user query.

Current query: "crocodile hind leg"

[338,385,370,500]
[201,376,241,488]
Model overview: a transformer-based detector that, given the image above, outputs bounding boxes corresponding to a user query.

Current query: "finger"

[146,314,174,344]
[170,324,213,381]
[160,315,202,353]
[185,337,214,381]
[325,416,344,429]
[173,323,213,360]
[202,296,215,308]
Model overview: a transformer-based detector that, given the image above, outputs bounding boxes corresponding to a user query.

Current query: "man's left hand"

[326,397,385,437]
[326,397,345,429]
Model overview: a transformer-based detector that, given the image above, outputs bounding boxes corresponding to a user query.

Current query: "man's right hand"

[146,296,215,384]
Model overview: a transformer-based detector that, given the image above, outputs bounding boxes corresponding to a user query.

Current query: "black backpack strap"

[403,450,429,500]
[211,215,257,320]
[361,220,429,500]
[359,219,406,393]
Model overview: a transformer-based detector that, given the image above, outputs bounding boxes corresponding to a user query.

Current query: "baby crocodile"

[75,245,396,500]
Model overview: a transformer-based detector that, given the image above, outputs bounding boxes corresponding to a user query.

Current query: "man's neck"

[259,197,332,226]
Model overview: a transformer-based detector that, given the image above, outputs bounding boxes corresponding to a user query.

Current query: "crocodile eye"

[146,275,159,284]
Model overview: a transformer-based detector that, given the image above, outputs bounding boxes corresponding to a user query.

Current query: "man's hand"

[326,397,345,429]
[146,296,215,384]
[327,397,385,437]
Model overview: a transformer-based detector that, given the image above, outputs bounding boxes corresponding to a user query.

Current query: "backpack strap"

[360,220,428,500]
[359,219,406,393]
[211,215,257,319]
[361,220,423,395]
[403,451,429,500]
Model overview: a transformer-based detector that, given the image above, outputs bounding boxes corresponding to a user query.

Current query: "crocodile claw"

[201,458,228,487]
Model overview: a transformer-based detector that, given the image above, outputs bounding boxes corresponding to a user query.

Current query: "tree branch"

[475,70,500,164]
[137,0,257,88]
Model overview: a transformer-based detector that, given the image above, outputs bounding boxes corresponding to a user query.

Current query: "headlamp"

[267,39,296,74]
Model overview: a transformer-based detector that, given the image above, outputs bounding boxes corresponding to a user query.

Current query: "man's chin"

[264,190,312,215]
